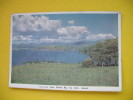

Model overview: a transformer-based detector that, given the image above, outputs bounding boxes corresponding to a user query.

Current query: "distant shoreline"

[12,48,79,52]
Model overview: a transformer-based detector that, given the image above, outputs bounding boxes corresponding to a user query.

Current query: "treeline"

[24,61,56,64]
[80,38,118,67]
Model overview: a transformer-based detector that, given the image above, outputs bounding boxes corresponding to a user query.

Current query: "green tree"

[82,58,94,68]
[81,38,118,67]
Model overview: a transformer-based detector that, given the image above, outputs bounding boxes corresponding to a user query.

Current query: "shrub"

[82,58,94,68]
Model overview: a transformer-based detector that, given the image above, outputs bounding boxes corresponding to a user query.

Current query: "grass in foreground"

[11,62,118,86]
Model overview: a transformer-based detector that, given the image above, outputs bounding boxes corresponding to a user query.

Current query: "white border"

[9,11,122,92]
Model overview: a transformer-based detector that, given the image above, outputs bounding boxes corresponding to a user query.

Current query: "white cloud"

[39,33,115,43]
[40,37,56,43]
[13,15,61,32]
[57,35,81,43]
[40,34,82,43]
[86,33,116,41]
[68,20,75,25]
[13,35,32,41]
[12,15,116,44]
[12,15,91,44]
[57,26,89,35]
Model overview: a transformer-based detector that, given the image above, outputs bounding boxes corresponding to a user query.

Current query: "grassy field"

[11,62,119,86]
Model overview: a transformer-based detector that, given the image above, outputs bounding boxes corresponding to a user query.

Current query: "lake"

[12,49,89,66]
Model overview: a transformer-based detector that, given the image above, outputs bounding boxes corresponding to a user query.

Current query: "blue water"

[12,49,89,66]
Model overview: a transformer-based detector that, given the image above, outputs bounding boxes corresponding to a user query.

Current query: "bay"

[12,49,89,66]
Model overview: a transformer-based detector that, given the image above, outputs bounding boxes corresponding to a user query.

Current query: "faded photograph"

[10,12,121,91]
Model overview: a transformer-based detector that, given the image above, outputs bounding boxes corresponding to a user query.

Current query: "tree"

[82,58,94,67]
[81,38,118,67]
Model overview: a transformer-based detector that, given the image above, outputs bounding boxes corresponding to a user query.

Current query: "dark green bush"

[82,58,94,68]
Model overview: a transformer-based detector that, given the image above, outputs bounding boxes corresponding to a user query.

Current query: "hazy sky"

[12,13,118,44]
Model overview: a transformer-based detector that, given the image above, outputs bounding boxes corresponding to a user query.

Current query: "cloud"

[39,33,115,43]
[39,34,82,43]
[13,15,61,32]
[68,20,75,25]
[40,37,56,43]
[12,15,91,44]
[12,14,116,44]
[13,35,32,41]
[57,26,89,35]
[86,33,116,41]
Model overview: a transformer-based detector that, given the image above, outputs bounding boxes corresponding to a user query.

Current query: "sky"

[12,13,118,44]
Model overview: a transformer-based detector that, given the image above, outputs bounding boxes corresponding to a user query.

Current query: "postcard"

[9,11,122,91]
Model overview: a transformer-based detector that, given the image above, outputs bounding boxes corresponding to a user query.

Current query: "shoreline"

[12,48,79,52]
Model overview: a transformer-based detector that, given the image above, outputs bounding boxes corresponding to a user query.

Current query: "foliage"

[80,39,118,67]
[82,58,94,67]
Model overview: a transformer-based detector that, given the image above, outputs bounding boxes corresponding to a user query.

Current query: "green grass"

[11,62,118,86]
